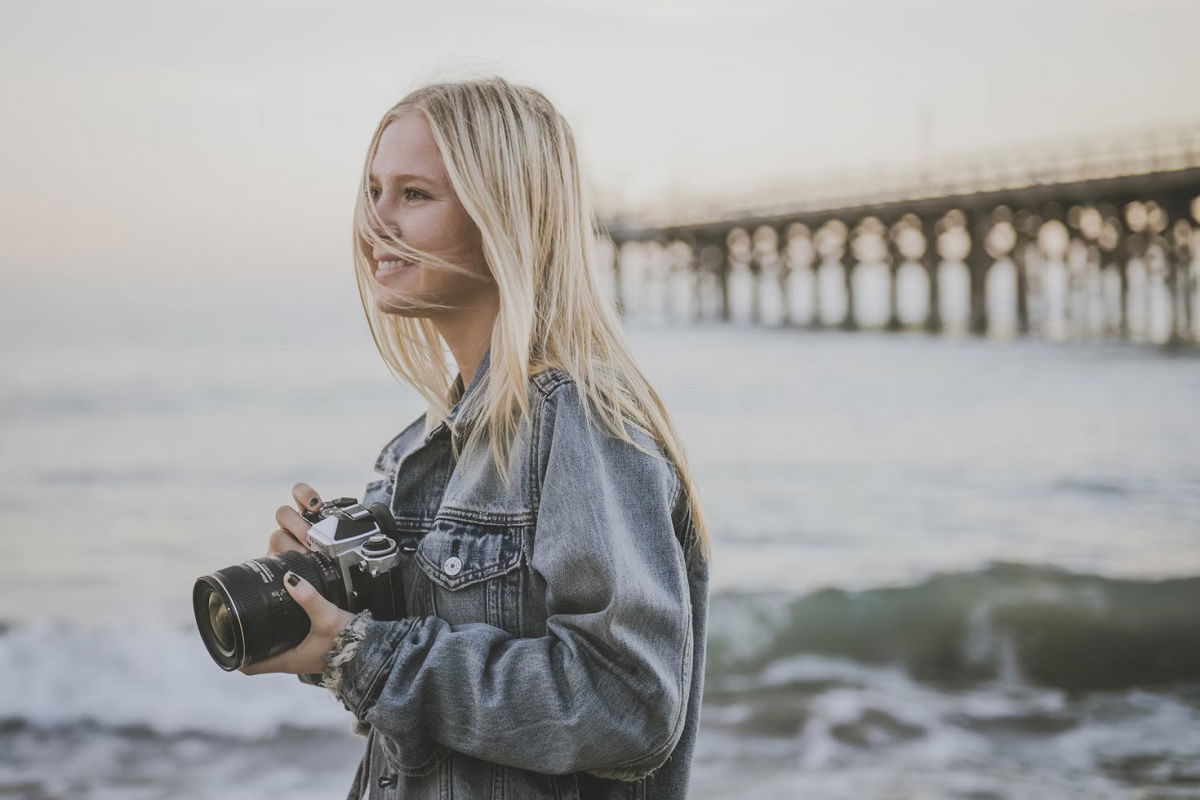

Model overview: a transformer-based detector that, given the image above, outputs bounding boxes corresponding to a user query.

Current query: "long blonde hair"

[351,76,710,561]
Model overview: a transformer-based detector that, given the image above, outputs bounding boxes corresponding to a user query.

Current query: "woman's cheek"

[411,213,454,258]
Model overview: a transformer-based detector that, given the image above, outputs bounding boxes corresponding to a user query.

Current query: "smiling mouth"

[375,259,414,276]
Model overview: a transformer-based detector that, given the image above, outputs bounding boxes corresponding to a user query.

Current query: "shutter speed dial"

[359,534,399,575]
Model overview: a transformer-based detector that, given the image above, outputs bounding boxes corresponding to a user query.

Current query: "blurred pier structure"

[602,122,1200,346]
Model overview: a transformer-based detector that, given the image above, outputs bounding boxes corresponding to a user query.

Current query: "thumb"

[283,571,338,627]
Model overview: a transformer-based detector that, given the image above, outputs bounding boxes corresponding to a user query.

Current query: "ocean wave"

[707,562,1200,691]
[0,623,352,739]
[2,563,1199,743]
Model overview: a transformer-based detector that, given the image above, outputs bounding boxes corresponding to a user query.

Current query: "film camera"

[192,497,409,671]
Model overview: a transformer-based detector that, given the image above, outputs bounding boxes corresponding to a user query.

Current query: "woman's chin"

[372,291,421,317]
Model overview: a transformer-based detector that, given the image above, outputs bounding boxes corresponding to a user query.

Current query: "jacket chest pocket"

[413,514,526,634]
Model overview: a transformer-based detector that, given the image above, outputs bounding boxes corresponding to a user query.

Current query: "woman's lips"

[375,259,414,276]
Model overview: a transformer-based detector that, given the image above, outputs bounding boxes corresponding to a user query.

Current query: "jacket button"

[443,556,462,576]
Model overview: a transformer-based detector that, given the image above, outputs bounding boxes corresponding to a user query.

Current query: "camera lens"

[192,550,344,671]
[207,592,235,654]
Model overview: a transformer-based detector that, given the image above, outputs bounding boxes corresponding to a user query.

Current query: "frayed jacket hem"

[321,610,374,697]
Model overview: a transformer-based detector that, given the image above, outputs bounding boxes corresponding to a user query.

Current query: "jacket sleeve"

[318,381,694,779]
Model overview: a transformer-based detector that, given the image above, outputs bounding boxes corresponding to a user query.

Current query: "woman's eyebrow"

[368,171,436,185]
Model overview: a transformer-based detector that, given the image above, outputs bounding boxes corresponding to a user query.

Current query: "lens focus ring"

[192,549,344,671]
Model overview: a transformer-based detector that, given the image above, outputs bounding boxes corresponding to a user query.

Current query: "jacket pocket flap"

[415,516,522,590]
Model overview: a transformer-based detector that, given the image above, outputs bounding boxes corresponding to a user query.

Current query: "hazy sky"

[4,0,1198,284]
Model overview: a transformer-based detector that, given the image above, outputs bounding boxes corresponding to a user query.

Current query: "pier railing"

[602,121,1200,347]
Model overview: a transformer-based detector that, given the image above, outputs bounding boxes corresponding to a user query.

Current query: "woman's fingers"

[292,482,322,513]
[275,505,313,546]
[266,528,307,556]
[239,574,356,676]
[263,484,321,557]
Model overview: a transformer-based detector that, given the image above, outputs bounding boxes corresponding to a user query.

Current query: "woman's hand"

[238,571,356,676]
[242,481,355,676]
[265,482,325,556]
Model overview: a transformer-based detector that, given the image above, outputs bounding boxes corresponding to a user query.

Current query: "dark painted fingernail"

[309,497,321,507]
[286,572,301,586]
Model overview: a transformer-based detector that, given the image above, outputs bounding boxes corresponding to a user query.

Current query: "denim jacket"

[302,346,709,800]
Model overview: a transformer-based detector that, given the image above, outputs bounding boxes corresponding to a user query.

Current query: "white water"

[2,279,1198,798]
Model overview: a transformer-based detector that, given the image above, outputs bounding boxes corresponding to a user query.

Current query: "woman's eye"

[368,187,425,202]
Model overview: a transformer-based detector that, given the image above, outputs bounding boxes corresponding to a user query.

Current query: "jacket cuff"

[319,611,418,717]
[319,610,374,701]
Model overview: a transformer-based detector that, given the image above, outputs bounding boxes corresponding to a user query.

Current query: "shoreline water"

[3,285,1198,798]
[4,563,1199,799]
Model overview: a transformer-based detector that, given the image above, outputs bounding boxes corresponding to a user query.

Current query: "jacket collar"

[423,345,491,445]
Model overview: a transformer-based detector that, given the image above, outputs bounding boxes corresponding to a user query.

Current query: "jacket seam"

[531,376,581,508]
[414,545,523,591]
[435,506,538,526]
[529,381,555,509]
[532,368,573,399]
[379,730,451,778]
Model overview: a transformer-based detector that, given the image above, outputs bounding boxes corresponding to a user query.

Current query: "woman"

[241,76,711,800]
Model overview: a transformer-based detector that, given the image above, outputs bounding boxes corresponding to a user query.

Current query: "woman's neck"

[432,291,500,389]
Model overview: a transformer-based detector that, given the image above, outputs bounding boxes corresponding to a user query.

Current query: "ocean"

[2,277,1199,799]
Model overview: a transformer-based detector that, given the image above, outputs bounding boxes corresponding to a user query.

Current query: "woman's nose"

[366,200,399,239]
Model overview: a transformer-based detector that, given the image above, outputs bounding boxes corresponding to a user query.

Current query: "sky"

[3,0,1199,285]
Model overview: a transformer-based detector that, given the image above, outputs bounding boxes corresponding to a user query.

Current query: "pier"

[603,123,1200,346]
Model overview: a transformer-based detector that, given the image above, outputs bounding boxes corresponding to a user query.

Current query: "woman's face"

[364,110,492,318]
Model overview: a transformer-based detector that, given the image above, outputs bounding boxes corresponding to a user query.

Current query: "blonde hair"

[351,75,710,561]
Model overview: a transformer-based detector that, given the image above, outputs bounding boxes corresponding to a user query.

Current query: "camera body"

[193,497,410,672]
[301,496,411,620]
